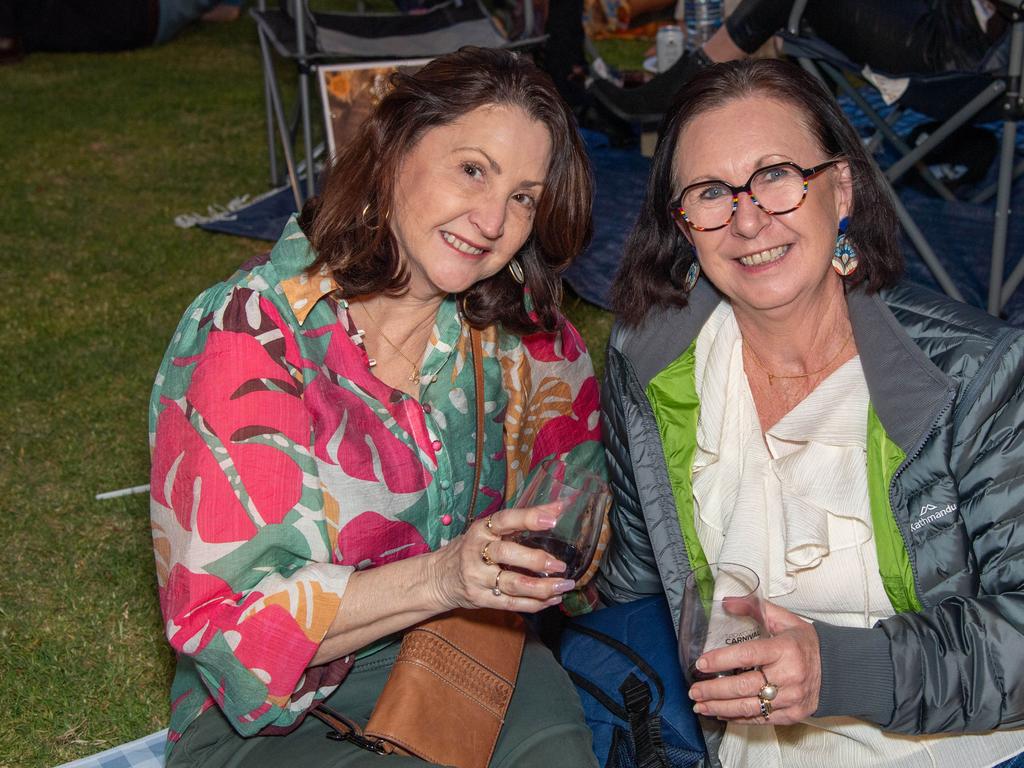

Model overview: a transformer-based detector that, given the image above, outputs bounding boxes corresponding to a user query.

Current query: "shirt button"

[439,479,450,490]
[431,440,442,452]
[422,403,432,414]
[441,514,453,526]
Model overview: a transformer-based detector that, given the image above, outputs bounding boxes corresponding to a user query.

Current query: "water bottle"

[682,0,722,51]
[656,25,685,73]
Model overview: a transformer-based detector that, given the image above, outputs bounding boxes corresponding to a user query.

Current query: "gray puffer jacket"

[598,279,1024,738]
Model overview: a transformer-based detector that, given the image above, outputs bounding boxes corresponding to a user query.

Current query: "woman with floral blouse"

[149,47,604,767]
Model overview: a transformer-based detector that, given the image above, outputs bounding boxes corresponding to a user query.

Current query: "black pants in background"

[725,0,992,74]
[0,0,157,52]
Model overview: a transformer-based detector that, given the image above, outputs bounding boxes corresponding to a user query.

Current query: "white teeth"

[442,231,484,255]
[739,245,788,267]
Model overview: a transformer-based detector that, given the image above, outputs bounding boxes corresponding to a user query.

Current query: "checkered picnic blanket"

[55,729,167,768]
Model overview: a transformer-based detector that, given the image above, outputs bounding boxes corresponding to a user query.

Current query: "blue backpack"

[558,596,707,768]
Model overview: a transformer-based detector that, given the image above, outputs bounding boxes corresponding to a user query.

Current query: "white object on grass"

[95,484,151,500]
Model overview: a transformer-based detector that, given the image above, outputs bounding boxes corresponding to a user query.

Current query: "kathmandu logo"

[911,502,958,531]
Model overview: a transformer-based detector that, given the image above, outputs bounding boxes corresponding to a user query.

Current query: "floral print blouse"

[149,217,605,750]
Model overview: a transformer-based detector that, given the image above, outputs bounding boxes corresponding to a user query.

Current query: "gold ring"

[486,516,495,532]
[492,569,503,597]
[759,698,772,720]
[481,542,495,566]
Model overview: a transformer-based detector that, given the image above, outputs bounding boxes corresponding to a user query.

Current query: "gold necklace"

[359,301,426,383]
[745,332,853,386]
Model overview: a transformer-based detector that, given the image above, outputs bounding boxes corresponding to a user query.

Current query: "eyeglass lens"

[681,164,806,230]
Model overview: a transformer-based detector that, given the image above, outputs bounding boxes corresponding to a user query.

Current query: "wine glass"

[505,458,611,581]
[678,562,767,684]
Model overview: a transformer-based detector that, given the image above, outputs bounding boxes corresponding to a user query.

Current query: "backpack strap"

[620,673,669,768]
[562,621,667,716]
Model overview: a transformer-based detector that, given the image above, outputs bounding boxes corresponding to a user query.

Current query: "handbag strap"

[466,327,485,523]
[310,704,390,754]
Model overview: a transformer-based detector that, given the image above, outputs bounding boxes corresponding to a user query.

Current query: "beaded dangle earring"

[832,217,858,276]
[683,259,700,292]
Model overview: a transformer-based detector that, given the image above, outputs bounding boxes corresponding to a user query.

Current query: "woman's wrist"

[312,554,452,663]
[420,546,461,612]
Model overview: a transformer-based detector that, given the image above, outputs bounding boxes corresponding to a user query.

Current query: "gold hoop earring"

[360,203,388,231]
[507,257,525,284]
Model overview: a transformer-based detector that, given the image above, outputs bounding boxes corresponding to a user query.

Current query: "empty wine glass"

[678,562,767,685]
[505,458,611,581]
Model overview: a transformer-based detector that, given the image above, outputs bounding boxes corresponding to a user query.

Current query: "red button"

[422,404,432,414]
[431,440,442,451]
[441,514,452,526]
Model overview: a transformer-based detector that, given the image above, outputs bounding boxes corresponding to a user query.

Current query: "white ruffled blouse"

[691,303,1024,768]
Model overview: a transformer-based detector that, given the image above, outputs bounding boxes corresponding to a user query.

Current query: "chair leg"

[255,0,280,188]
[262,58,280,188]
[990,120,1018,313]
[865,107,904,155]
[890,191,966,302]
[299,68,316,200]
[293,1,316,200]
[258,29,303,211]
[990,15,1024,314]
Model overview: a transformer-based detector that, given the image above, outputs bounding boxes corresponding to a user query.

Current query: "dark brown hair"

[611,58,903,325]
[301,46,593,334]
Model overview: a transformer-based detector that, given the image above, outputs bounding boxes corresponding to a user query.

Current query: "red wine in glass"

[687,665,726,683]
[505,459,610,582]
[508,534,584,579]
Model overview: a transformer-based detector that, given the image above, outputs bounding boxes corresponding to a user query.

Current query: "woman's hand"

[688,603,822,725]
[427,502,577,613]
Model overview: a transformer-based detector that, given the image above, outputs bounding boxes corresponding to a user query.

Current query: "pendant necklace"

[358,301,445,384]
[745,332,853,386]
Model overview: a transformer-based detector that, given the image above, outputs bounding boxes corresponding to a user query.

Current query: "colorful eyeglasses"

[669,159,842,232]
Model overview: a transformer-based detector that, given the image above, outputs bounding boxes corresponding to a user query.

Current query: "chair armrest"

[786,0,810,36]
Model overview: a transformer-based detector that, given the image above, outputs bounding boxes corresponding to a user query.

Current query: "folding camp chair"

[781,0,1024,315]
[252,0,546,209]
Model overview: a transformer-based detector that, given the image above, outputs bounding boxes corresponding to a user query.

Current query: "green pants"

[167,633,599,768]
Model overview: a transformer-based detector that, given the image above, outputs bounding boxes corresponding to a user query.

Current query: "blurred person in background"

[592,0,1008,121]
[0,0,242,63]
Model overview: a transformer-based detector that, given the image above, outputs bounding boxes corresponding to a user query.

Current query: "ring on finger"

[486,516,495,532]
[492,568,504,597]
[758,680,779,703]
[757,673,779,721]
[481,542,496,566]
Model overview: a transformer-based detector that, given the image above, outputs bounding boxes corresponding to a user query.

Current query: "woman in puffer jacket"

[598,58,1024,768]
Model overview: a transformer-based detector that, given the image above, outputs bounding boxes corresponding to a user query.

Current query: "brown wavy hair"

[611,58,903,325]
[300,46,593,334]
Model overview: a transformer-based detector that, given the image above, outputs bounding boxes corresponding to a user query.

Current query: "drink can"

[656,25,685,73]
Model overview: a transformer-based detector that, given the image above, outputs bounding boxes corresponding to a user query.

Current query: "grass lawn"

[0,16,637,767]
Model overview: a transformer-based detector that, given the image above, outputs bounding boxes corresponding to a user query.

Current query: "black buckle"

[325,729,389,754]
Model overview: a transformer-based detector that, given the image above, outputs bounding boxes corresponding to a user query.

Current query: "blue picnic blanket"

[55,729,166,768]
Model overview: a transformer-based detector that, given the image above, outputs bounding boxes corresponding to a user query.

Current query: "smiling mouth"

[441,231,487,256]
[738,244,788,267]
